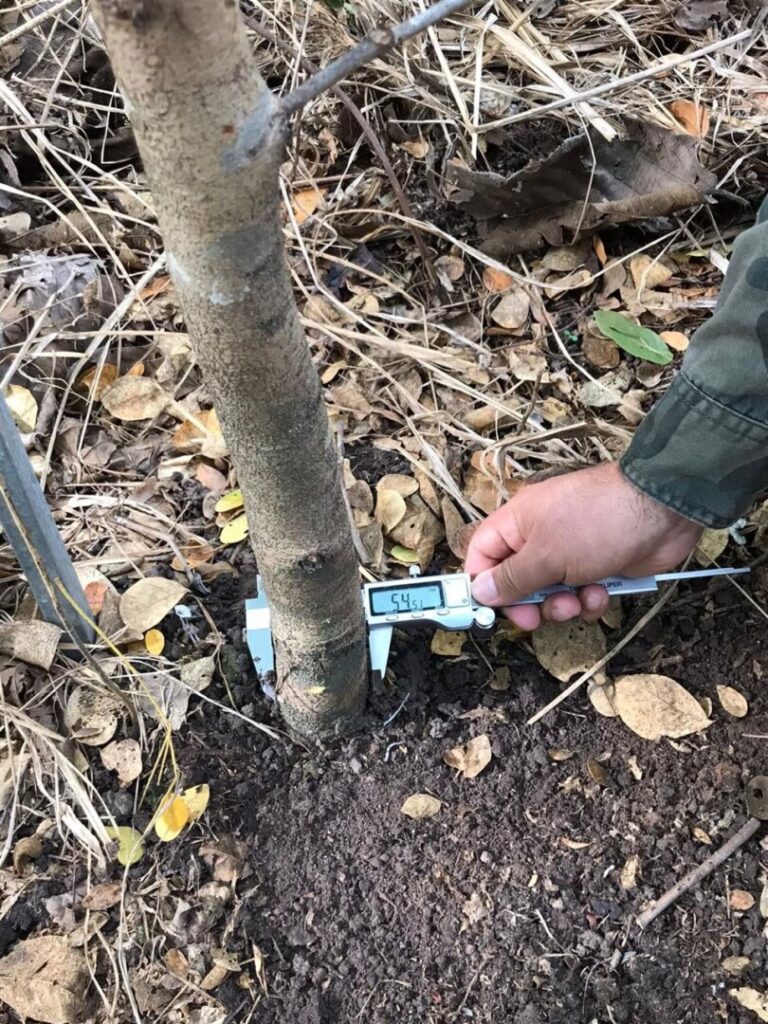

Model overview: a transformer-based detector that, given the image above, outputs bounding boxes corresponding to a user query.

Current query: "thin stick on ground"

[636,817,763,929]
[280,0,473,116]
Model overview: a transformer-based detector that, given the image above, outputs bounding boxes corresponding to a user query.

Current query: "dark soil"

[173,575,768,1024]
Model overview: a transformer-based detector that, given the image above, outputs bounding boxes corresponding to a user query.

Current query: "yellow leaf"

[431,629,467,657]
[145,629,165,656]
[482,266,516,293]
[3,385,38,432]
[533,620,607,682]
[670,99,710,139]
[220,512,249,545]
[291,187,325,225]
[182,784,210,822]
[154,794,190,842]
[400,793,441,819]
[105,825,145,866]
[76,363,119,399]
[215,490,244,513]
[306,685,326,695]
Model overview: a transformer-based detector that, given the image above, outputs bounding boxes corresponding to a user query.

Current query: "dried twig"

[280,0,473,116]
[636,817,763,929]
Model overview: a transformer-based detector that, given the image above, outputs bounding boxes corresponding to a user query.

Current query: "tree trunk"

[91,0,368,738]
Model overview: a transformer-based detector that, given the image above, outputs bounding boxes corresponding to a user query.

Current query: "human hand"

[465,461,703,631]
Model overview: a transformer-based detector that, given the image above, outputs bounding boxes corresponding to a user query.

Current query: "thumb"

[471,544,559,608]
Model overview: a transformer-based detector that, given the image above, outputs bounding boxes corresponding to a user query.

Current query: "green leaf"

[220,512,248,545]
[321,0,345,10]
[390,545,420,564]
[593,311,673,366]
[105,825,145,867]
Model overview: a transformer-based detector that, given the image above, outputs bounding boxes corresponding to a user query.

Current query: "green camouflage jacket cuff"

[620,370,768,528]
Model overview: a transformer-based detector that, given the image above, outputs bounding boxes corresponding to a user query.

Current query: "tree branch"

[280,0,474,117]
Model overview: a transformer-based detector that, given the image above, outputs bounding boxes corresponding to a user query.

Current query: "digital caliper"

[245,565,749,680]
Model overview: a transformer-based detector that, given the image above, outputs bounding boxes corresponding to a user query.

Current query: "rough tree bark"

[90,0,368,738]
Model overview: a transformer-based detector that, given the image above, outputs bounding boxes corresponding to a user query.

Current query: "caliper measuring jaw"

[245,570,496,681]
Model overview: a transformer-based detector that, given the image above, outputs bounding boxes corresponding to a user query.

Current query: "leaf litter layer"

[0,1,766,1022]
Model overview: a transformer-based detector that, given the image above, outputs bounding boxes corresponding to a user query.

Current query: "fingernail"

[471,570,499,605]
[584,591,604,612]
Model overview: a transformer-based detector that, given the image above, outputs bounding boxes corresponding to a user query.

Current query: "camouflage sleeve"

[620,198,768,528]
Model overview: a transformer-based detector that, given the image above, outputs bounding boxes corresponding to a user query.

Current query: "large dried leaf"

[670,99,710,139]
[491,288,530,329]
[119,577,187,633]
[101,376,170,421]
[533,620,606,682]
[612,674,712,740]
[431,630,467,657]
[443,734,492,779]
[3,384,38,432]
[376,474,419,498]
[64,687,120,747]
[0,936,88,1024]
[450,121,716,257]
[0,620,62,669]
[401,793,441,819]
[675,0,727,31]
[694,528,729,566]
[375,489,407,533]
[730,988,768,1021]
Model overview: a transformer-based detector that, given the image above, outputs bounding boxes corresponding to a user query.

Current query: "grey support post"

[0,393,94,644]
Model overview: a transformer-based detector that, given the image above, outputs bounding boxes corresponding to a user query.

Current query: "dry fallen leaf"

[548,748,575,762]
[588,680,619,717]
[461,891,489,930]
[489,666,511,691]
[620,854,640,890]
[533,620,607,682]
[81,882,122,912]
[401,137,429,159]
[0,935,88,1024]
[376,474,419,498]
[629,254,674,289]
[587,756,610,786]
[75,363,119,399]
[0,620,62,670]
[760,880,768,918]
[171,540,215,571]
[196,462,228,493]
[119,577,187,633]
[695,527,729,566]
[443,734,492,779]
[670,99,710,139]
[482,266,516,293]
[100,739,142,787]
[613,674,712,741]
[717,684,749,719]
[101,376,169,421]
[64,687,120,747]
[12,835,42,875]
[560,837,591,850]
[723,956,751,976]
[507,343,547,381]
[660,330,690,352]
[164,947,189,979]
[431,629,467,657]
[171,408,221,451]
[731,889,755,912]
[375,489,407,533]
[154,784,210,842]
[3,384,38,432]
[730,988,768,1021]
[693,826,712,845]
[400,793,441,819]
[491,287,530,329]
[441,496,470,560]
[291,186,325,225]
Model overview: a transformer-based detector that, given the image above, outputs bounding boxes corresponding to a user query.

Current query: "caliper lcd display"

[369,582,444,615]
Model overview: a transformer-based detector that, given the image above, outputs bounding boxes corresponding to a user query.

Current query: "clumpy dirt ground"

[172,573,767,1024]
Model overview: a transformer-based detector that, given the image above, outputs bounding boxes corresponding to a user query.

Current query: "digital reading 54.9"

[369,582,443,615]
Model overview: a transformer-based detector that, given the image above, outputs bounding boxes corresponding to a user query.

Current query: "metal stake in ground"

[0,393,93,644]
